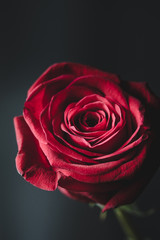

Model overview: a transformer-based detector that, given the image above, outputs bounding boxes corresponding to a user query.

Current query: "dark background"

[1,0,160,239]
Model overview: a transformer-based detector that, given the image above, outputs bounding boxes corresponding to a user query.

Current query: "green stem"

[114,207,142,240]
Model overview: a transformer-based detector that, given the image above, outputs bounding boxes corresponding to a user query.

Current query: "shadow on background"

[1,1,160,240]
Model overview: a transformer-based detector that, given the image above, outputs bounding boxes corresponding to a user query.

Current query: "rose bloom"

[14,62,160,211]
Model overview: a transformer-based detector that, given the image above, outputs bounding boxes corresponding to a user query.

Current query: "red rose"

[14,62,160,211]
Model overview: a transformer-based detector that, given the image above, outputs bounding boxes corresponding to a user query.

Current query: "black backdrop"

[1,1,160,239]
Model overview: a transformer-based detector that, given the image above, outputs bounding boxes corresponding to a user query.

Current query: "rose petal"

[122,81,160,109]
[24,74,74,142]
[39,137,148,184]
[28,62,120,96]
[14,116,60,191]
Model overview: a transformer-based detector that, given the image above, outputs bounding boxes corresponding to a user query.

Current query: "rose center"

[82,111,99,127]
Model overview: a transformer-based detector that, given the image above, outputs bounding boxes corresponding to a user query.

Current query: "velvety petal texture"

[14,62,160,211]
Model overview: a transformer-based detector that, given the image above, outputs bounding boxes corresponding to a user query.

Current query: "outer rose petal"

[121,81,160,132]
[28,62,120,96]
[121,81,160,109]
[102,142,160,212]
[58,186,115,205]
[14,116,60,191]
[58,140,157,211]
[24,74,75,143]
